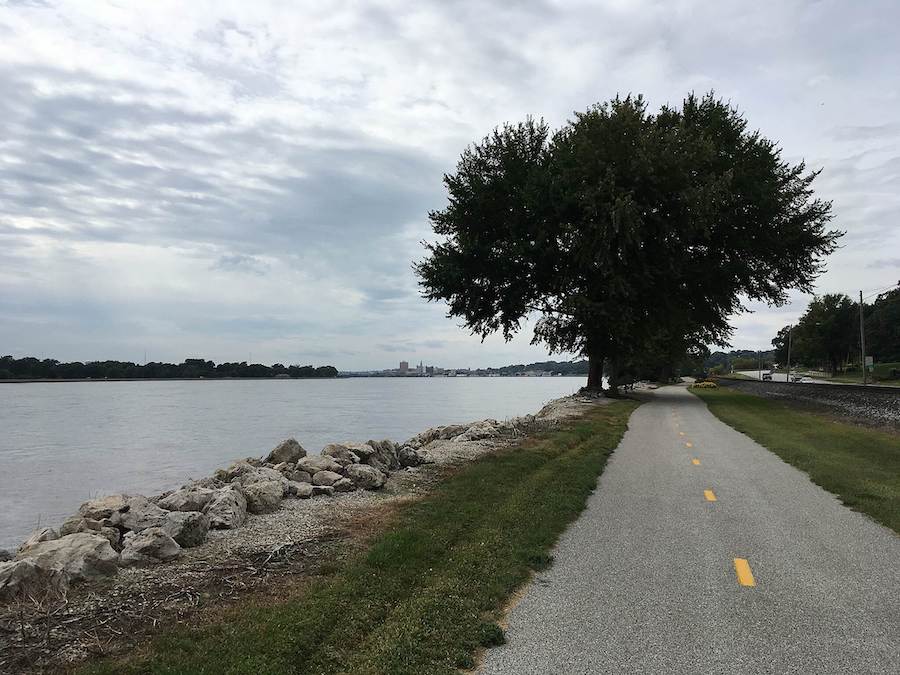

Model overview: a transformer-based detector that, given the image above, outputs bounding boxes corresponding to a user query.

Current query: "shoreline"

[1,375,586,384]
[1,393,605,672]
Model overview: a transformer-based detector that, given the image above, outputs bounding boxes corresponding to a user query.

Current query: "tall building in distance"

[399,360,409,373]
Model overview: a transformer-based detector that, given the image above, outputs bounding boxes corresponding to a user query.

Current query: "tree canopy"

[772,294,856,374]
[417,93,841,393]
[0,356,338,380]
[771,285,900,372]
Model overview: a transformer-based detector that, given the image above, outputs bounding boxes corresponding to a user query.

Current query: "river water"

[0,377,583,550]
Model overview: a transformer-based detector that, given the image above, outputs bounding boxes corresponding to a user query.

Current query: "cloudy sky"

[1,0,898,370]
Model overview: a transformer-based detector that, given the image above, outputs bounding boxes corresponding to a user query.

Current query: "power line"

[861,281,899,300]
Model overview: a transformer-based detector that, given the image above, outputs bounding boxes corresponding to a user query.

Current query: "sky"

[1,0,898,370]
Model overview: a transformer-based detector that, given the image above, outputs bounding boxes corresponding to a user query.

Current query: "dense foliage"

[771,286,899,372]
[417,93,840,393]
[475,360,589,376]
[0,356,338,380]
[705,349,776,373]
[866,287,900,363]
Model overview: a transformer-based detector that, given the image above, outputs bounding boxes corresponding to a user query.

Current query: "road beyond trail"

[480,385,900,674]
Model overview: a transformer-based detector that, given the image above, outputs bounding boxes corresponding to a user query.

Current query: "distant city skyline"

[1,2,898,369]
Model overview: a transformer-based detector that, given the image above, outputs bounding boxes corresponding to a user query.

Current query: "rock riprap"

[120,528,181,567]
[203,487,248,529]
[15,533,119,581]
[3,405,568,605]
[265,438,307,464]
[157,486,216,512]
[162,511,210,548]
[243,480,284,514]
[0,559,69,602]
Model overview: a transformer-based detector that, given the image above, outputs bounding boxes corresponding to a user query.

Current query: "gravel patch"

[722,379,900,429]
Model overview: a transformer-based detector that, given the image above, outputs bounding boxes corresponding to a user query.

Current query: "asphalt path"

[480,385,900,674]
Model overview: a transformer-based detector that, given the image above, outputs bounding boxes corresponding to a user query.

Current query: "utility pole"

[786,325,792,383]
[758,350,762,381]
[859,290,867,385]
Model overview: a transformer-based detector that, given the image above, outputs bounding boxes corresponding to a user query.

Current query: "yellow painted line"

[704,489,717,502]
[685,441,693,448]
[691,458,701,465]
[734,558,756,587]
[679,431,685,436]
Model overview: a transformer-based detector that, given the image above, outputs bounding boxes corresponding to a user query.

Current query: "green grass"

[693,387,900,532]
[83,400,639,675]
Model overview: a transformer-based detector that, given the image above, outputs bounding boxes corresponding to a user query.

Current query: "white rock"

[58,517,120,550]
[312,470,343,486]
[453,419,502,442]
[265,438,307,464]
[344,464,386,490]
[214,460,257,482]
[162,511,209,548]
[298,455,344,476]
[333,478,356,492]
[243,480,284,514]
[366,439,400,471]
[233,466,284,486]
[15,533,119,581]
[287,481,314,499]
[0,559,69,602]
[78,494,129,521]
[203,487,248,529]
[120,527,181,567]
[158,486,216,512]
[109,496,169,533]
[397,445,427,467]
[321,444,361,466]
[288,470,313,484]
[18,527,60,553]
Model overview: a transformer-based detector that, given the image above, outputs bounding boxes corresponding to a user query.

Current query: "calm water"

[0,377,582,550]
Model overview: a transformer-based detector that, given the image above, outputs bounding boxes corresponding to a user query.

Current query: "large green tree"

[417,93,841,393]
[867,286,900,363]
[772,294,856,374]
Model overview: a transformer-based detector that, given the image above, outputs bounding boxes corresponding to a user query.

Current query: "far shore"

[1,374,585,384]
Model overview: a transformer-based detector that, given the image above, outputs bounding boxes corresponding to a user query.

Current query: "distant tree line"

[0,356,339,380]
[705,350,776,373]
[771,286,899,373]
[477,360,590,376]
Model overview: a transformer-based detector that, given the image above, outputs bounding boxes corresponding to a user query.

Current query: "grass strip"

[84,400,639,675]
[693,386,900,533]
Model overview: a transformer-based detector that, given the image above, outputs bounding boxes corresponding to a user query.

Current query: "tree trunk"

[604,356,620,398]
[586,352,604,391]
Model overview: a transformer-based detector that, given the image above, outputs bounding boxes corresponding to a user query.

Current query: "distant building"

[399,360,409,373]
[417,360,424,374]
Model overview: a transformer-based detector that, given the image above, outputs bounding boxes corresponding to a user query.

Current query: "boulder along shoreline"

[0,393,605,671]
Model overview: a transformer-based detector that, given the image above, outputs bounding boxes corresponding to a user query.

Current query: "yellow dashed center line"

[685,441,693,448]
[704,489,717,502]
[679,431,685,436]
[734,558,756,587]
[691,458,701,465]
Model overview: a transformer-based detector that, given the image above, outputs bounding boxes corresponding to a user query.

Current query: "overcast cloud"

[1,0,898,369]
